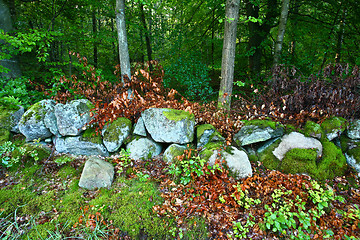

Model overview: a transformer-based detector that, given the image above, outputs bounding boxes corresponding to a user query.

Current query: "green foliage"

[0,77,43,109]
[168,154,207,185]
[230,213,256,239]
[232,183,261,209]
[164,55,214,101]
[54,155,73,166]
[0,141,26,168]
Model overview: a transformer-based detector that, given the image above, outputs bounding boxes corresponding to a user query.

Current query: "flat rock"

[126,137,162,160]
[208,147,252,179]
[133,117,147,136]
[141,108,195,144]
[78,156,114,190]
[234,125,284,146]
[272,132,322,161]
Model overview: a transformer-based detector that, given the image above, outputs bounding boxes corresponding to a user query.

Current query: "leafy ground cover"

[0,140,359,239]
[1,61,360,239]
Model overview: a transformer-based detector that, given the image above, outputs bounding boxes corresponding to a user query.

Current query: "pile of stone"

[2,98,359,189]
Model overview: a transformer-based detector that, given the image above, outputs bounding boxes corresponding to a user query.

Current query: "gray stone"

[256,137,281,154]
[18,100,56,142]
[126,138,162,160]
[196,124,225,148]
[272,132,322,161]
[347,120,360,140]
[234,125,284,146]
[133,117,147,136]
[44,108,59,136]
[208,147,252,179]
[55,99,93,136]
[54,135,109,157]
[163,144,187,163]
[141,108,195,144]
[345,153,360,173]
[102,117,132,152]
[78,156,114,190]
[10,106,24,133]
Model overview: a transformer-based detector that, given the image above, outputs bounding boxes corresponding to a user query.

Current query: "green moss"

[199,142,225,161]
[302,121,323,138]
[182,216,209,239]
[321,117,348,135]
[92,177,175,238]
[163,109,194,122]
[196,124,215,140]
[316,141,347,180]
[0,106,15,130]
[20,101,46,124]
[26,221,57,239]
[0,128,10,144]
[103,117,132,142]
[348,146,360,164]
[81,128,102,144]
[258,139,281,170]
[241,119,282,130]
[280,148,318,175]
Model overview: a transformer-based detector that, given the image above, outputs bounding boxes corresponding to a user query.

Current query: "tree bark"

[217,0,240,110]
[115,0,131,82]
[273,0,290,66]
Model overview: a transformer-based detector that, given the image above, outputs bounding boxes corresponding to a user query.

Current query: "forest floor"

[0,135,360,240]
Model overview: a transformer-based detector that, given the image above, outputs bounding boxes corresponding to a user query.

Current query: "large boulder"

[233,120,284,146]
[196,124,224,148]
[340,135,360,173]
[54,129,109,156]
[18,99,56,141]
[347,120,360,140]
[163,144,187,163]
[78,156,114,190]
[141,108,195,144]
[208,146,252,179]
[55,99,93,136]
[102,117,132,152]
[126,137,162,160]
[272,132,322,161]
[321,117,347,141]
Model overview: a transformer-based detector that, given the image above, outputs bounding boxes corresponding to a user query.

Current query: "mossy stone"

[302,121,323,139]
[241,119,282,130]
[163,108,194,122]
[321,117,348,140]
[280,148,318,175]
[258,139,281,170]
[103,117,132,142]
[196,124,215,140]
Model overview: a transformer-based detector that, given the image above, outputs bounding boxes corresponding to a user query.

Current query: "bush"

[164,55,214,101]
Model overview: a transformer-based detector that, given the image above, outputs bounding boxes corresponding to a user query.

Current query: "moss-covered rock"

[321,116,348,141]
[302,121,323,139]
[102,117,132,152]
[280,148,318,175]
[258,139,282,170]
[163,144,187,163]
[233,120,284,146]
[196,124,225,148]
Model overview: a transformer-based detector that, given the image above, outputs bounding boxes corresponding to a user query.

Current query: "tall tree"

[115,0,131,82]
[217,0,240,110]
[139,2,153,71]
[273,0,290,66]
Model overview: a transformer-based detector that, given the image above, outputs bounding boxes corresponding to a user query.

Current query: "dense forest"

[1,0,360,109]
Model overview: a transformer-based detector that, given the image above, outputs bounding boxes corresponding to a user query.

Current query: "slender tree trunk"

[217,0,240,110]
[273,0,290,66]
[92,10,98,68]
[289,0,299,60]
[115,0,131,82]
[139,3,153,71]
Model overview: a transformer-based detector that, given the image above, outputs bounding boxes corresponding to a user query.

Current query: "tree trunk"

[0,0,21,79]
[217,0,240,110]
[139,3,153,71]
[273,0,290,66]
[115,0,131,82]
[335,8,346,63]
